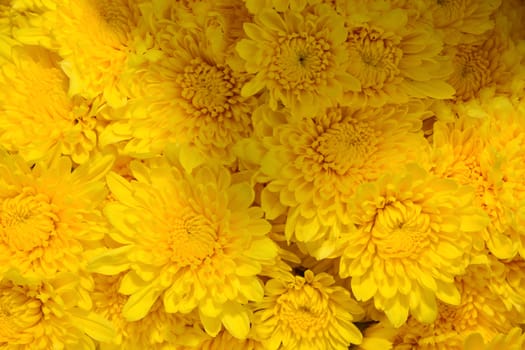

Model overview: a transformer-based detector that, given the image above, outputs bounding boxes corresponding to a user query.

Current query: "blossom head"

[252,270,363,349]
[0,150,113,281]
[48,0,142,106]
[0,272,114,349]
[101,6,257,164]
[0,45,107,163]
[341,1,455,106]
[245,103,430,258]
[236,3,360,117]
[339,165,489,327]
[89,146,278,339]
[91,273,208,349]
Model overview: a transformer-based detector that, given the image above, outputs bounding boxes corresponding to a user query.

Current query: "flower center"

[448,42,499,101]
[311,113,376,175]
[168,211,218,267]
[0,188,57,252]
[277,285,329,337]
[347,27,402,89]
[179,58,239,120]
[0,282,42,344]
[270,33,332,93]
[372,201,430,259]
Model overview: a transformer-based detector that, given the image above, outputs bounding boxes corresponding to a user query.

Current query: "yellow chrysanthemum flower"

[89,147,278,339]
[423,0,501,44]
[432,98,525,259]
[373,259,519,349]
[252,270,363,350]
[100,3,257,165]
[241,103,429,258]
[464,327,525,350]
[339,165,489,327]
[340,1,455,107]
[0,150,113,281]
[444,29,523,101]
[0,272,114,349]
[92,273,208,349]
[235,2,360,117]
[43,0,142,106]
[0,44,111,164]
[479,98,525,258]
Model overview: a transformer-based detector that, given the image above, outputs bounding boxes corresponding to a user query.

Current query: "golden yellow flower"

[377,259,519,349]
[340,1,455,107]
[89,147,278,339]
[0,150,113,281]
[424,0,501,44]
[339,165,489,327]
[0,44,109,164]
[252,270,363,350]
[0,272,114,349]
[100,4,257,165]
[92,273,208,350]
[235,3,360,117]
[444,29,522,101]
[431,98,525,259]
[464,327,525,350]
[43,0,142,107]
[244,103,429,258]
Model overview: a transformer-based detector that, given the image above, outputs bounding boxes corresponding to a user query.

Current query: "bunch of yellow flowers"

[1,0,525,349]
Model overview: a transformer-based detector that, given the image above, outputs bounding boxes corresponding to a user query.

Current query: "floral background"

[0,0,525,349]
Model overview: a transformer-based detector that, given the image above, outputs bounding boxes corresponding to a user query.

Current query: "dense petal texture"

[1,0,525,348]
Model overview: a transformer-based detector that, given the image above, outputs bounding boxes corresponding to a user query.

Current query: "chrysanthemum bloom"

[431,98,525,259]
[89,148,278,339]
[464,327,525,350]
[0,272,114,349]
[422,0,501,44]
[240,103,430,258]
[340,1,455,107]
[235,2,360,117]
[339,165,489,327]
[369,260,518,349]
[444,29,523,101]
[0,44,110,163]
[479,98,525,258]
[37,0,142,107]
[92,273,208,350]
[100,5,257,165]
[252,270,363,350]
[0,149,113,281]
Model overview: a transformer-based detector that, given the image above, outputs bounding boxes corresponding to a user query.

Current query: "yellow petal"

[221,301,251,339]
[88,247,132,275]
[351,273,377,301]
[200,310,222,337]
[241,76,265,97]
[384,296,409,327]
[435,280,461,305]
[71,310,116,343]
[244,238,278,260]
[122,284,162,321]
[259,9,287,33]
[227,182,254,210]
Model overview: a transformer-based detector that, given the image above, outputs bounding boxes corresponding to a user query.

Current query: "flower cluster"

[0,0,525,349]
